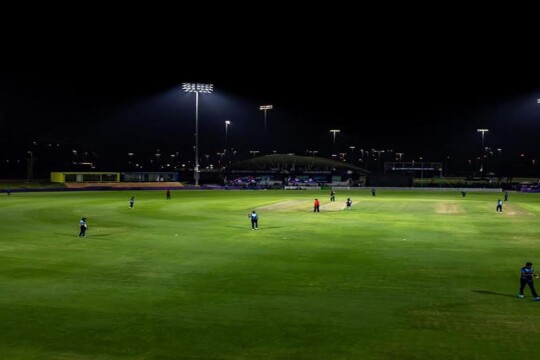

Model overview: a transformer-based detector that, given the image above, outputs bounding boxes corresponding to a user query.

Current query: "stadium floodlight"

[329,129,340,155]
[477,128,489,138]
[182,83,214,93]
[477,129,489,175]
[225,120,231,148]
[250,150,260,158]
[182,83,214,186]
[396,152,404,161]
[259,105,273,131]
[349,146,356,163]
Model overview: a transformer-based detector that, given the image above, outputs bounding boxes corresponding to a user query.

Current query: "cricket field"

[1,190,540,359]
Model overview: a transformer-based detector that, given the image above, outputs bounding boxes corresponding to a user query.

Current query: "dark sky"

[1,15,539,170]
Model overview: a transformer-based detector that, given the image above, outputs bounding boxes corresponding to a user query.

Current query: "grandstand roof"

[233,154,369,173]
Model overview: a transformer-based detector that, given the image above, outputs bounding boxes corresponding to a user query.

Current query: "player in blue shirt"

[79,217,87,237]
[249,210,258,230]
[519,262,540,300]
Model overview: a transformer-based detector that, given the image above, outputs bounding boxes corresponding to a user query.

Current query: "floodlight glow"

[329,129,340,133]
[225,120,231,125]
[182,83,214,93]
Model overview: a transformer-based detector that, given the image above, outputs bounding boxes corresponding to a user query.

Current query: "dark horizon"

[1,39,540,178]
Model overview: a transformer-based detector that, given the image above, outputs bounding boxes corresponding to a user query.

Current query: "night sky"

[1,17,539,176]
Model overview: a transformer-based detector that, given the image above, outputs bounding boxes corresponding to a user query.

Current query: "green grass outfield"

[1,190,540,359]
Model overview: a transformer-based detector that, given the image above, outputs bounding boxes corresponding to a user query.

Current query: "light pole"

[477,128,489,176]
[250,150,260,158]
[259,105,273,131]
[373,150,385,171]
[349,146,355,163]
[225,120,231,148]
[26,150,34,180]
[127,152,134,169]
[329,129,340,155]
[216,152,225,168]
[396,152,404,161]
[182,83,214,186]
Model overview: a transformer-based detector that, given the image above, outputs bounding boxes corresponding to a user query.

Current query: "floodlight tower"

[182,83,214,186]
[259,105,273,131]
[225,120,231,148]
[349,146,356,163]
[329,129,340,155]
[477,128,489,175]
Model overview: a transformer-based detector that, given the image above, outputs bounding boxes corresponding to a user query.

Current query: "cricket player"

[496,199,503,212]
[249,211,259,230]
[79,217,87,237]
[519,262,540,301]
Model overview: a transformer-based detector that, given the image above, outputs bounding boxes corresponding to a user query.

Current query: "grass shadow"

[82,234,115,241]
[54,233,113,237]
[54,232,115,240]
[258,226,284,230]
[54,233,81,238]
[225,226,284,230]
[472,289,516,298]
